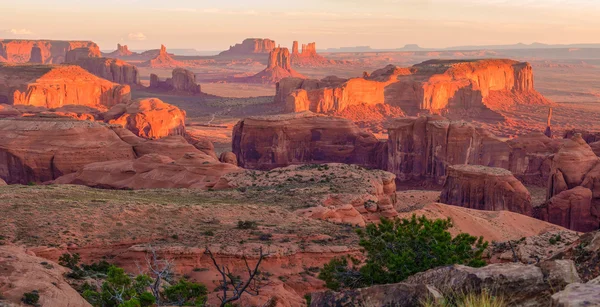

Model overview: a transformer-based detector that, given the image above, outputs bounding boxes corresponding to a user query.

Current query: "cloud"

[6,29,34,35]
[128,32,147,41]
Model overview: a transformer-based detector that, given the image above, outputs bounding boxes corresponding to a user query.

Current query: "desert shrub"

[421,289,506,307]
[83,266,155,307]
[319,215,488,289]
[237,220,257,230]
[163,279,208,306]
[59,253,81,270]
[21,291,40,305]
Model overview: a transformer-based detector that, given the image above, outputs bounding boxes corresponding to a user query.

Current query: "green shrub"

[58,253,81,270]
[163,279,208,306]
[21,291,40,305]
[237,220,257,230]
[319,215,488,289]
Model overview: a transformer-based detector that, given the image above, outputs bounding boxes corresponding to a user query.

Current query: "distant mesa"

[0,64,130,109]
[65,47,140,85]
[290,41,335,67]
[104,44,136,58]
[239,47,306,84]
[277,59,549,119]
[149,68,202,94]
[140,45,183,68]
[219,38,276,56]
[0,39,99,64]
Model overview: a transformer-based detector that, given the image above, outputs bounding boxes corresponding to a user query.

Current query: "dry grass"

[422,290,507,307]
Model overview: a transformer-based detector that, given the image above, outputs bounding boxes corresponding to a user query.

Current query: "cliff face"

[0,39,99,64]
[440,164,533,216]
[149,68,201,94]
[0,64,131,109]
[242,48,306,84]
[219,38,276,56]
[232,112,386,170]
[277,59,548,118]
[65,47,139,85]
[290,41,333,66]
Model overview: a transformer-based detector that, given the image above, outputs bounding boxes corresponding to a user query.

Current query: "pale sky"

[1,0,600,51]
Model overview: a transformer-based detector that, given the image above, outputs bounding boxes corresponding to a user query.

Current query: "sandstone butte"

[0,64,131,109]
[65,47,140,85]
[241,47,306,84]
[534,134,600,232]
[440,164,533,216]
[218,38,276,56]
[104,98,187,139]
[0,39,99,64]
[140,44,184,68]
[149,68,202,94]
[103,43,136,58]
[233,113,565,186]
[290,41,335,67]
[276,59,550,118]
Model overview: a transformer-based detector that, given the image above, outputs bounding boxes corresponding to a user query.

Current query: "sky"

[1,0,600,51]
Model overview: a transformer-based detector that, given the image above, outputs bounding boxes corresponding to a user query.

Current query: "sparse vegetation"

[21,290,40,306]
[237,220,258,230]
[319,215,488,290]
[421,289,507,307]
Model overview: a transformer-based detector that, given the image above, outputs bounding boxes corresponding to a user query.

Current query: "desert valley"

[1,6,600,307]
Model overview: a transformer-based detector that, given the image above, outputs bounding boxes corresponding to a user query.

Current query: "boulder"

[219,38,276,56]
[54,153,239,190]
[232,112,385,170]
[440,165,533,216]
[310,283,441,307]
[0,64,131,109]
[551,283,600,307]
[0,245,92,307]
[0,39,99,64]
[0,177,6,186]
[0,118,135,184]
[219,152,238,166]
[105,98,186,139]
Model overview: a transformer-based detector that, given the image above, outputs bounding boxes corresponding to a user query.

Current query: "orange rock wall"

[0,39,99,64]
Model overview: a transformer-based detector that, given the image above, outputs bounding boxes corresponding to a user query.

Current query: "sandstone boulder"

[105,98,186,139]
[551,283,600,307]
[0,245,92,307]
[55,153,239,190]
[535,187,599,233]
[0,118,135,184]
[310,283,441,307]
[219,152,238,166]
[0,64,131,109]
[440,165,533,216]
[133,136,203,160]
[232,112,385,170]
[219,38,276,56]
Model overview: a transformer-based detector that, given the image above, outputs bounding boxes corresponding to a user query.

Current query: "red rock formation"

[104,98,186,139]
[65,48,140,86]
[104,44,135,58]
[149,69,201,94]
[0,39,99,64]
[219,38,276,56]
[232,112,385,170]
[219,152,238,166]
[141,45,183,68]
[242,48,306,84]
[0,118,136,184]
[278,59,549,118]
[540,134,600,232]
[290,41,334,67]
[131,135,205,160]
[55,153,239,190]
[0,64,131,109]
[28,45,43,63]
[440,165,533,216]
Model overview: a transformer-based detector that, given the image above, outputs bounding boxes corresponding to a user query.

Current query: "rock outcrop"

[104,98,186,139]
[440,165,533,215]
[149,68,201,93]
[242,48,306,84]
[232,112,385,170]
[311,283,441,307]
[0,118,136,184]
[290,41,334,66]
[537,134,600,232]
[219,152,238,166]
[0,64,131,109]
[66,48,140,85]
[277,59,549,117]
[28,45,43,63]
[0,39,100,64]
[141,45,183,68]
[219,38,276,56]
[104,43,135,58]
[0,245,92,307]
[55,152,239,190]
